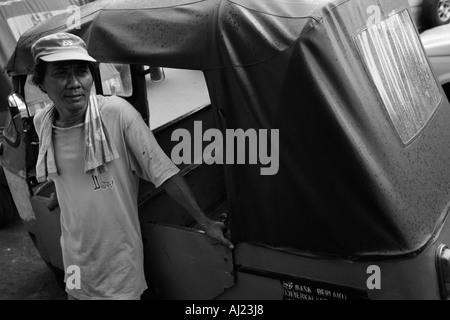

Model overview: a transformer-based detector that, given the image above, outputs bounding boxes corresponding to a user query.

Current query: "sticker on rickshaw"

[282,279,368,301]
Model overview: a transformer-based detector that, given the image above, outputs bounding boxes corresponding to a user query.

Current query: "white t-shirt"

[34,95,180,300]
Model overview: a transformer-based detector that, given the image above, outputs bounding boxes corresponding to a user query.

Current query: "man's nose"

[67,72,82,88]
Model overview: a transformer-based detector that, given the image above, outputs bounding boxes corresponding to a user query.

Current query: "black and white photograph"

[1,0,450,306]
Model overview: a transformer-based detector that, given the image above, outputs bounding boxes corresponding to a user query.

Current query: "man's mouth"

[66,93,84,99]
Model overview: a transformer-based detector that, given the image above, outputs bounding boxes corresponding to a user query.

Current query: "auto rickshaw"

[2,0,450,300]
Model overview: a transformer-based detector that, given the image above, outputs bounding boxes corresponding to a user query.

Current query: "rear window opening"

[144,67,211,130]
[354,9,442,145]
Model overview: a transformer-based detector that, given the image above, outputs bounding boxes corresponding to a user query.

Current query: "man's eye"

[54,71,67,76]
[77,69,89,76]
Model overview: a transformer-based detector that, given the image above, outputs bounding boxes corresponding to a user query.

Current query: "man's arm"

[162,172,234,250]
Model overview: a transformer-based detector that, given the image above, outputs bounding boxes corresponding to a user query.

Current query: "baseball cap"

[31,32,96,63]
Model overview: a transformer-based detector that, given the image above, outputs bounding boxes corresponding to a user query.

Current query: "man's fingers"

[47,192,59,211]
[214,233,234,250]
[217,222,234,249]
[205,222,234,250]
[222,237,234,250]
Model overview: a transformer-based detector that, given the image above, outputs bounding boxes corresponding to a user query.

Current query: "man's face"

[42,60,93,113]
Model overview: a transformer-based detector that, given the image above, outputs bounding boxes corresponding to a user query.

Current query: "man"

[30,32,233,300]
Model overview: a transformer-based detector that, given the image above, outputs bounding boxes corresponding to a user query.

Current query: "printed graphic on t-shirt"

[92,175,115,191]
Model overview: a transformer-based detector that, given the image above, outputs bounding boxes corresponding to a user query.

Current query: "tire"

[0,184,16,228]
[423,0,450,27]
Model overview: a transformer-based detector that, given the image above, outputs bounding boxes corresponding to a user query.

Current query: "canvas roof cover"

[6,0,450,259]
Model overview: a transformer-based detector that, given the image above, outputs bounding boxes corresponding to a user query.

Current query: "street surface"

[0,217,66,300]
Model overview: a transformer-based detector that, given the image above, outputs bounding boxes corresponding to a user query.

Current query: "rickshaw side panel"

[141,222,233,300]
[29,196,63,270]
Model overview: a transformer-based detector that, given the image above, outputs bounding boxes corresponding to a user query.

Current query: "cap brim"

[39,52,96,62]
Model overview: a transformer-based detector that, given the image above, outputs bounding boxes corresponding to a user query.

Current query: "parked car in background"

[409,0,450,30]
[421,24,450,96]
[0,0,95,228]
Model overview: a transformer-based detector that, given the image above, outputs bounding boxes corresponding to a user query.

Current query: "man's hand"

[47,192,59,211]
[163,173,235,250]
[202,218,234,250]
